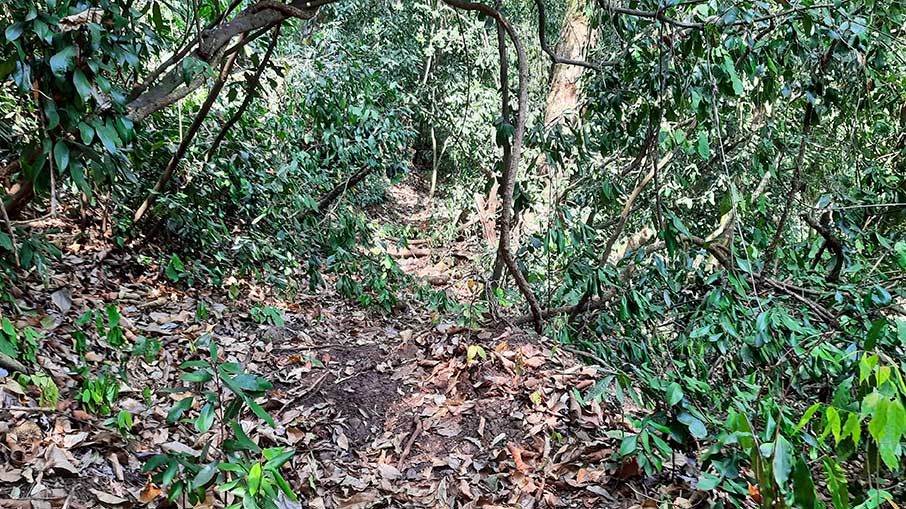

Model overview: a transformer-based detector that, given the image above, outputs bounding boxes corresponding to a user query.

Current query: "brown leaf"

[506,442,531,473]
[137,476,162,504]
[376,463,401,480]
[44,445,80,475]
[89,489,128,505]
[748,482,762,504]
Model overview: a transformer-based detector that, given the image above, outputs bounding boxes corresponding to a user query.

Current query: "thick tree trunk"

[541,1,595,127]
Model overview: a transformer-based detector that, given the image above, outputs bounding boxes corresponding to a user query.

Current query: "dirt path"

[0,179,698,509]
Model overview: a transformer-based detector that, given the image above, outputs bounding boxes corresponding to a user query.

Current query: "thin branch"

[568,151,673,323]
[535,0,603,71]
[206,24,282,159]
[802,212,844,283]
[0,195,19,267]
[442,0,544,332]
[133,47,242,223]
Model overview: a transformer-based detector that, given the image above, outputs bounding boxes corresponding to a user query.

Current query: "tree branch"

[535,0,603,71]
[206,24,282,160]
[802,212,843,282]
[133,48,242,223]
[442,0,544,332]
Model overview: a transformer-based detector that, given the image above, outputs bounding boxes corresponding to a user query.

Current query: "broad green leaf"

[78,123,94,145]
[843,412,861,446]
[792,456,817,509]
[5,22,25,41]
[263,448,294,471]
[166,396,194,424]
[73,69,92,102]
[226,420,262,453]
[245,397,276,428]
[53,140,69,172]
[696,472,721,491]
[618,434,637,456]
[723,55,744,95]
[50,46,78,76]
[824,407,841,444]
[696,132,710,160]
[94,119,121,154]
[795,403,821,432]
[772,434,793,486]
[666,382,684,406]
[195,402,215,433]
[247,463,262,496]
[677,411,708,439]
[191,461,218,489]
[860,354,878,384]
[180,369,213,383]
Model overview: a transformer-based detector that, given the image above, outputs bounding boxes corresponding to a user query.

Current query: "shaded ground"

[0,178,707,509]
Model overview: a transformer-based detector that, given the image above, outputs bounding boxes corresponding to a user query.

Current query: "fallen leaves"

[137,476,162,504]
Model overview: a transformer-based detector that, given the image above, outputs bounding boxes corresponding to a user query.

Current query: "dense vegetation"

[1,0,904,508]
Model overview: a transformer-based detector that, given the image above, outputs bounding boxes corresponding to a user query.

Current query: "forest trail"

[0,178,698,509]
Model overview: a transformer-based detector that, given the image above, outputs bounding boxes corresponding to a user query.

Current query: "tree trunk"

[541,1,595,127]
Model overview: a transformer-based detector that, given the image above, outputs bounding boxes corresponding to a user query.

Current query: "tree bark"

[126,0,323,123]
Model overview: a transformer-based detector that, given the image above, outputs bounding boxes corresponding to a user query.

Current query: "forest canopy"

[1,0,905,508]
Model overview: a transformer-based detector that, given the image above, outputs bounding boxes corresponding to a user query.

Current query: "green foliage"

[143,340,299,507]
[104,409,134,438]
[0,316,41,364]
[249,305,284,326]
[0,0,156,203]
[77,368,120,415]
[17,372,60,408]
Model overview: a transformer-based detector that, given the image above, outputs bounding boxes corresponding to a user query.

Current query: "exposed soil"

[0,179,709,509]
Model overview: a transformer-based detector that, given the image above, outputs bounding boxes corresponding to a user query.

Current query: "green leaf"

[792,456,817,509]
[166,396,194,424]
[666,382,684,406]
[723,55,744,95]
[843,412,861,446]
[94,119,121,154]
[246,397,276,428]
[233,373,273,393]
[195,402,215,433]
[226,420,262,453]
[772,435,793,486]
[618,434,637,456]
[181,369,213,383]
[696,472,721,491]
[696,132,710,160]
[263,448,294,471]
[878,399,904,470]
[161,459,179,486]
[191,461,219,490]
[247,463,262,496]
[49,46,77,76]
[677,411,707,439]
[78,123,94,145]
[272,471,297,500]
[795,403,821,433]
[895,241,906,269]
[53,140,69,172]
[860,354,878,384]
[822,457,849,509]
[825,406,842,445]
[5,22,25,41]
[73,69,92,102]
[141,454,169,472]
